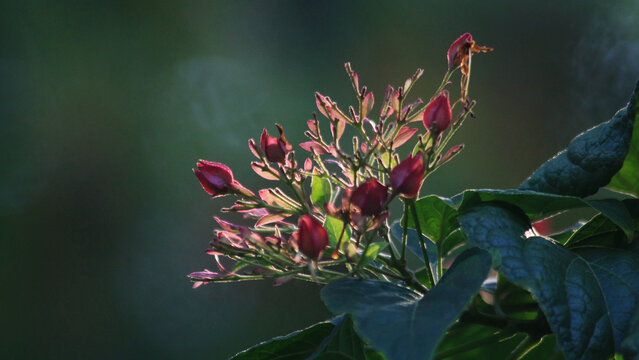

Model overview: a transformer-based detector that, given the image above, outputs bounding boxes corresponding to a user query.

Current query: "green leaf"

[359,242,388,268]
[231,315,366,360]
[324,216,351,249]
[565,214,627,249]
[311,176,332,208]
[458,204,639,360]
[565,199,639,249]
[519,82,638,197]
[608,82,639,198]
[406,195,458,248]
[321,248,492,360]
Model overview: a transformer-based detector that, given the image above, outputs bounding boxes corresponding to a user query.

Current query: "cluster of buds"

[189,33,492,290]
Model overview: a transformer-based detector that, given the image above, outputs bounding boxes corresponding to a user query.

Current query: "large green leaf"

[231,315,365,360]
[458,204,639,360]
[321,248,492,360]
[519,82,638,197]
[608,82,639,198]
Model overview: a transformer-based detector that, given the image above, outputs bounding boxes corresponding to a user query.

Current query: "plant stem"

[505,335,538,360]
[434,331,516,359]
[409,200,436,287]
[401,201,409,262]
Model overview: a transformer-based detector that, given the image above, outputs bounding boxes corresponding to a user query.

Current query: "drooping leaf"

[231,315,366,360]
[321,248,492,360]
[608,83,639,198]
[458,204,639,360]
[311,176,332,209]
[519,82,638,197]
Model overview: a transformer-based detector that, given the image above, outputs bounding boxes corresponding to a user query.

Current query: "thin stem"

[381,230,428,294]
[505,335,538,360]
[434,331,516,360]
[409,200,435,287]
[437,250,443,280]
[401,201,409,262]
[463,47,472,101]
[365,265,404,280]
[190,275,264,284]
[354,232,373,273]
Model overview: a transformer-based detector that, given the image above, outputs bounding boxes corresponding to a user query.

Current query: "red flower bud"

[423,91,452,134]
[390,152,425,198]
[260,124,292,163]
[293,215,329,259]
[350,179,388,216]
[447,33,493,74]
[447,33,474,71]
[193,160,253,198]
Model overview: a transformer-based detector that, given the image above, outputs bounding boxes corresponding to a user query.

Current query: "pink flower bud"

[193,160,253,198]
[447,33,493,74]
[260,124,292,163]
[350,179,388,216]
[447,33,474,71]
[423,91,452,134]
[390,152,425,198]
[293,215,329,259]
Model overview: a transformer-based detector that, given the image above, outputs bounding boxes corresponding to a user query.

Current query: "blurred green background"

[2,1,638,358]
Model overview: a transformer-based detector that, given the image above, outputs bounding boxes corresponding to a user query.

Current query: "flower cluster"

[189,33,491,289]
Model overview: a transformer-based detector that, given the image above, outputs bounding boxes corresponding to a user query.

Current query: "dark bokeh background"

[2,1,638,358]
